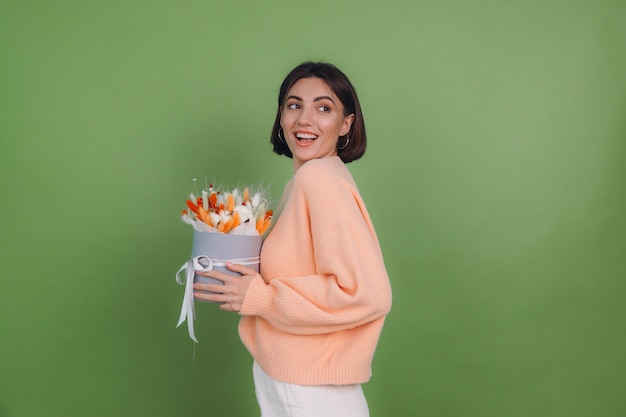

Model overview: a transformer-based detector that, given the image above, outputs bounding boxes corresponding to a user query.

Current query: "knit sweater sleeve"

[240,158,392,335]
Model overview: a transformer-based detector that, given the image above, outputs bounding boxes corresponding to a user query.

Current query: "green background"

[1,0,625,416]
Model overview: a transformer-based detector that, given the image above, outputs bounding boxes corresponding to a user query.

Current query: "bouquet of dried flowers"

[176,180,273,343]
[181,182,272,235]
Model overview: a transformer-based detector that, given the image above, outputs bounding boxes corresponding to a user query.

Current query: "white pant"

[252,361,370,417]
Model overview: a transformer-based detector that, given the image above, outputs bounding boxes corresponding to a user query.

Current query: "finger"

[196,269,238,283]
[194,289,235,303]
[193,283,226,293]
[193,291,220,302]
[219,302,241,312]
[225,262,257,276]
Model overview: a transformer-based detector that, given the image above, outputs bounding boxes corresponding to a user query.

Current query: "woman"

[194,62,392,417]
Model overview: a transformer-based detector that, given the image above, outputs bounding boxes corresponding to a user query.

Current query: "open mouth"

[295,132,318,142]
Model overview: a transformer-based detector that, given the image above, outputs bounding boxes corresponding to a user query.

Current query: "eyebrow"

[286,95,336,104]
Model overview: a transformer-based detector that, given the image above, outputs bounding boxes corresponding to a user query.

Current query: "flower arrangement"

[181,181,273,236]
[176,180,273,343]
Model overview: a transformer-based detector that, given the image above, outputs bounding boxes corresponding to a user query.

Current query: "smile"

[295,132,318,140]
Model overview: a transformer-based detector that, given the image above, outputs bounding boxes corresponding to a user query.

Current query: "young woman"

[194,62,392,417]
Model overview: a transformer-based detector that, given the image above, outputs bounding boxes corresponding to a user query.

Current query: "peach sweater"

[239,156,392,385]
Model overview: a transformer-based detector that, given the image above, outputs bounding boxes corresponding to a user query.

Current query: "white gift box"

[176,230,263,342]
[191,230,263,299]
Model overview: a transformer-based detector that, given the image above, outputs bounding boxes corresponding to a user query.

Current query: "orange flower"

[256,218,271,235]
[231,211,241,230]
[197,207,213,227]
[227,194,235,212]
[186,199,199,214]
[209,192,217,209]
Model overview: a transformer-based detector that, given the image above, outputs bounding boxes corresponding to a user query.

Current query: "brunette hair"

[270,61,367,163]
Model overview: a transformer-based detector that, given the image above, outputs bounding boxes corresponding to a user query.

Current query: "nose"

[296,106,313,126]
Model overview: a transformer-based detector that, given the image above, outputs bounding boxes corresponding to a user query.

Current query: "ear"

[340,113,355,136]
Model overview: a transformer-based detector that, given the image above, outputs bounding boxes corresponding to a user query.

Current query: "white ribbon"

[175,255,260,343]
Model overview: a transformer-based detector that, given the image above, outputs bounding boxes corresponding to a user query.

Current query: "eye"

[286,102,300,110]
[318,105,330,112]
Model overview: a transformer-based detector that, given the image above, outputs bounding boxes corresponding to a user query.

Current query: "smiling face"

[280,77,354,172]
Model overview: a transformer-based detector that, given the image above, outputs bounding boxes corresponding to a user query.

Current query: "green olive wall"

[1,0,625,416]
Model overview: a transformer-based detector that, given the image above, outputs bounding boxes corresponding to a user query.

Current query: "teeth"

[296,133,318,139]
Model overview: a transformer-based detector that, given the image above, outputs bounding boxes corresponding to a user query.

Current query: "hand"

[193,262,257,312]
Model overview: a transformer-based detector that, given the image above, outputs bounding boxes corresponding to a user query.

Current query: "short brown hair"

[270,62,366,163]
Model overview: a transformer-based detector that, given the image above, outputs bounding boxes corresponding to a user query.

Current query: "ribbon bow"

[175,256,260,343]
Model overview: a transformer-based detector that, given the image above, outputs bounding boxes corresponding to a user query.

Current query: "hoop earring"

[278,128,286,143]
[337,135,350,150]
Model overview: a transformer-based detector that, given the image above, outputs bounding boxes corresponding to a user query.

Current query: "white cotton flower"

[181,212,195,225]
[256,201,266,219]
[234,205,254,223]
[251,192,261,208]
[231,220,258,236]
[209,212,221,226]
[201,191,209,211]
[219,211,231,224]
